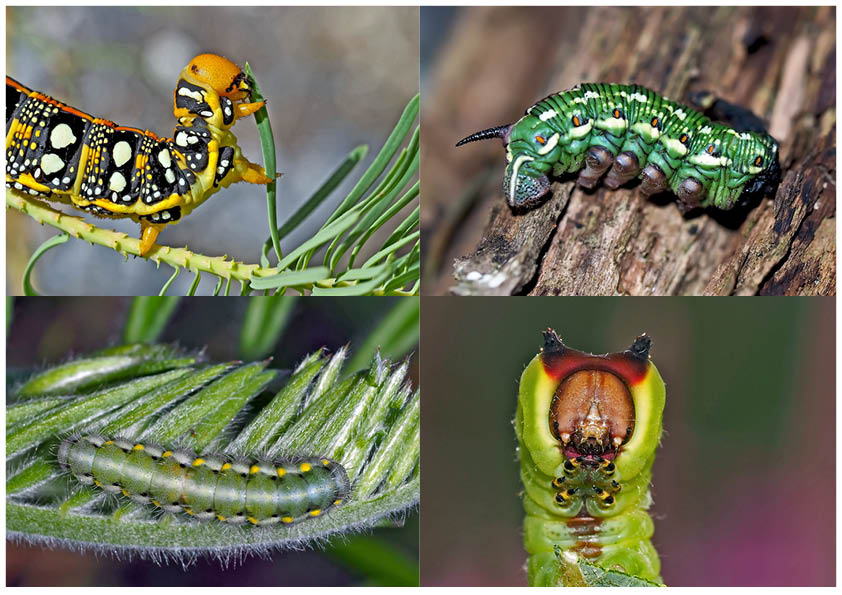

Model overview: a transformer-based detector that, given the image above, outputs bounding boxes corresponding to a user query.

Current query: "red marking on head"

[540,346,648,386]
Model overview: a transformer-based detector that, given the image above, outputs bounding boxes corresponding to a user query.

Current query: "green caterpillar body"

[515,331,666,586]
[58,435,350,526]
[458,83,780,212]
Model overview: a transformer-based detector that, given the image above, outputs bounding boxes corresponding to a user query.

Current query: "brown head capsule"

[549,369,634,461]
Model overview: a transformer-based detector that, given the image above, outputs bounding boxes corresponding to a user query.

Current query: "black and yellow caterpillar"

[6,54,272,255]
[458,83,780,213]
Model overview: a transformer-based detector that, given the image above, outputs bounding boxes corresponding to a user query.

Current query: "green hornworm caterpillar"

[58,435,350,526]
[6,53,272,255]
[457,83,780,212]
[515,330,666,586]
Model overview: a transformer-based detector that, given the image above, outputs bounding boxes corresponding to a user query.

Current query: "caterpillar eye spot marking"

[6,54,273,256]
[59,435,350,527]
[460,83,779,211]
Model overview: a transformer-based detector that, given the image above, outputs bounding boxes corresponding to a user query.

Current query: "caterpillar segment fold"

[6,53,273,256]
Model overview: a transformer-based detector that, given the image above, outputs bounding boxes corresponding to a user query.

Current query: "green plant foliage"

[7,344,419,565]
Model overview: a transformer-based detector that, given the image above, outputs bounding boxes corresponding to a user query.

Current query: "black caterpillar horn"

[456,124,512,147]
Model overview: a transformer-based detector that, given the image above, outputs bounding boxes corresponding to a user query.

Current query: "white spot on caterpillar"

[569,119,593,139]
[113,141,132,167]
[674,109,687,121]
[630,92,648,102]
[40,153,64,175]
[663,137,688,156]
[158,149,172,168]
[537,133,559,155]
[178,86,204,102]
[539,110,557,122]
[509,154,535,203]
[599,117,628,130]
[108,172,127,192]
[584,91,600,99]
[50,123,77,149]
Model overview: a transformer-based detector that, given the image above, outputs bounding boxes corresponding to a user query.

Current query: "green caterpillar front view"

[515,330,666,586]
[457,83,780,212]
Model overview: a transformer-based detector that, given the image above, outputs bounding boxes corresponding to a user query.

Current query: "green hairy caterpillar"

[457,83,780,212]
[6,53,272,255]
[59,435,350,526]
[515,330,666,586]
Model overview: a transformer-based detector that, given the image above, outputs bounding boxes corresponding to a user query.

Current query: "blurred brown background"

[7,6,419,295]
[420,297,834,586]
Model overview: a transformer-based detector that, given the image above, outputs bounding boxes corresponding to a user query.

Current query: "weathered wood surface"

[421,6,835,295]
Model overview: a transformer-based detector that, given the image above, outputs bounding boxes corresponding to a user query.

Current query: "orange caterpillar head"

[185,53,252,101]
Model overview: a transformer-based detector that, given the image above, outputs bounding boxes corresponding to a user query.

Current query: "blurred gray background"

[420,297,834,586]
[7,6,419,295]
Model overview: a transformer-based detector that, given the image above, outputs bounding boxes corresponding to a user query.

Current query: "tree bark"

[422,6,835,295]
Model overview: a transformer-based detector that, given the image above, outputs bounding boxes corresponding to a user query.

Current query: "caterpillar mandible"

[457,83,780,213]
[58,435,350,526]
[6,53,273,255]
[515,330,666,586]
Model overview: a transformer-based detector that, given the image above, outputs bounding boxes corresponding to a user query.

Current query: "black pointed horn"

[456,124,512,147]
[627,333,652,360]
[542,327,565,354]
